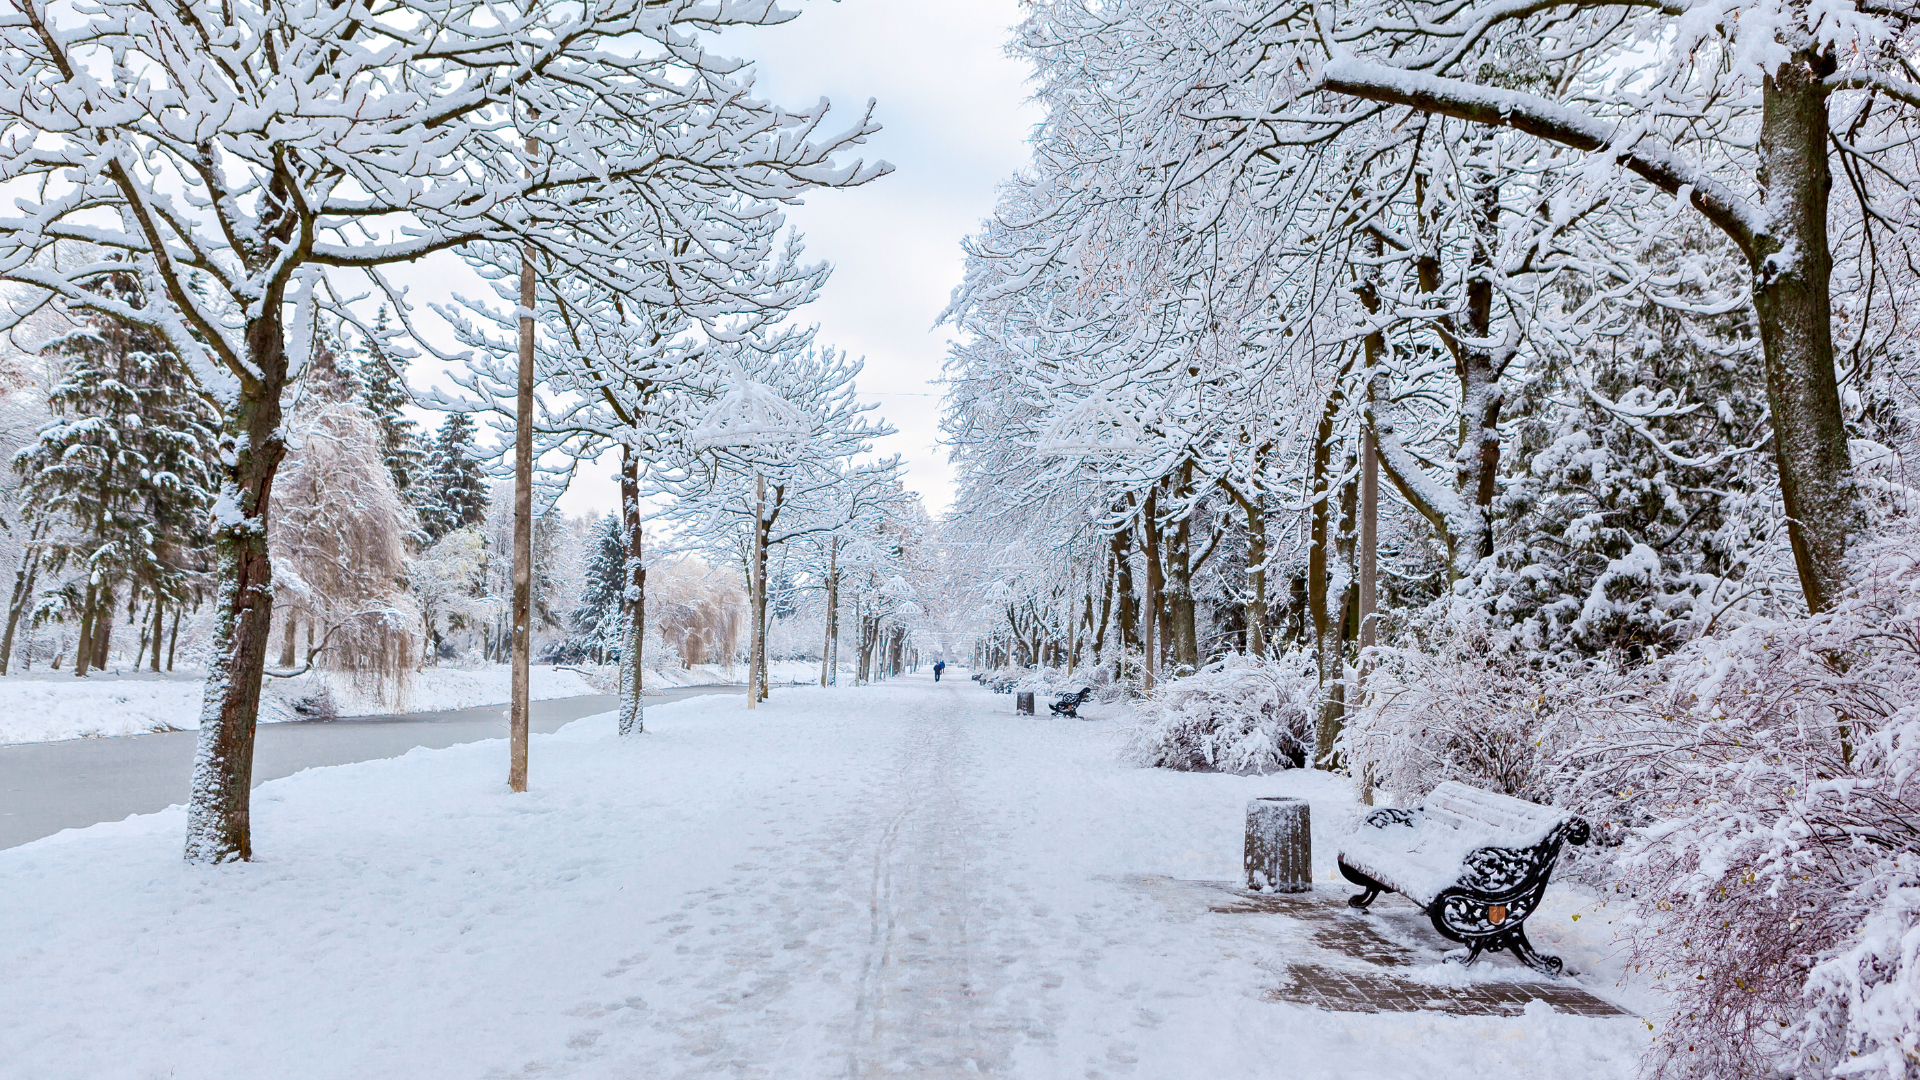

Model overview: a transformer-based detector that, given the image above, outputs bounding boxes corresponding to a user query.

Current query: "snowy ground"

[0,664,599,745]
[0,674,1649,1079]
[594,658,852,689]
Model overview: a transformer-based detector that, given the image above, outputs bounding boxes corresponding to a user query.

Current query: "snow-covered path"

[0,675,1648,1079]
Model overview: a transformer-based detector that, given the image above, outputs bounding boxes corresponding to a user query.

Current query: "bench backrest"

[1423,782,1567,845]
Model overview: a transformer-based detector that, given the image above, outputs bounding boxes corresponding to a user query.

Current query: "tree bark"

[618,447,646,737]
[1109,526,1137,681]
[91,588,114,671]
[508,130,537,792]
[73,579,99,677]
[821,538,838,687]
[279,608,297,669]
[1308,390,1341,697]
[1315,462,1360,769]
[150,596,166,672]
[1358,228,1385,669]
[1093,549,1113,662]
[747,474,770,707]
[1755,52,1853,613]
[2,537,43,676]
[1163,464,1201,671]
[135,590,152,668]
[185,329,291,862]
[1137,490,1163,690]
[1449,164,1502,564]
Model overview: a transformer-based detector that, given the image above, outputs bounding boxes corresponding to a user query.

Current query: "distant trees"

[0,0,886,862]
[268,379,418,704]
[5,274,217,677]
[410,528,496,666]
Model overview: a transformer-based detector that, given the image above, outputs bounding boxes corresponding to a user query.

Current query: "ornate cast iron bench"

[1049,687,1093,718]
[1337,781,1590,975]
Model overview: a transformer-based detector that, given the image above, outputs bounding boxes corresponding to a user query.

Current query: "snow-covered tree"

[269,397,419,705]
[419,414,491,543]
[659,335,902,704]
[562,513,626,665]
[409,528,497,666]
[0,0,886,862]
[10,274,217,677]
[357,309,423,504]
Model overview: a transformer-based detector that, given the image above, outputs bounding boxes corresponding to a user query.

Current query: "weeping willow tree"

[268,394,420,708]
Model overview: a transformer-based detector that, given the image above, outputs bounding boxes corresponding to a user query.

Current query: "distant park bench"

[1048,687,1093,718]
[1337,781,1590,975]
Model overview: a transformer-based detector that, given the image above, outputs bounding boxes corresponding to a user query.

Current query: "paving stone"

[1152,878,1635,1019]
[1267,964,1628,1017]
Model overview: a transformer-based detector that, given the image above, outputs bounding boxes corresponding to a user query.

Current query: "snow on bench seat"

[1336,781,1590,974]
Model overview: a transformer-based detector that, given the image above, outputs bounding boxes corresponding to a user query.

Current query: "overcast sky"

[536,0,1041,519]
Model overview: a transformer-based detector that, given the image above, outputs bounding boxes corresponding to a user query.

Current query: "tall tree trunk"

[1358,227,1385,673]
[150,597,166,672]
[618,447,646,736]
[73,579,99,677]
[186,327,291,863]
[1756,51,1852,613]
[1109,527,1137,680]
[167,608,180,672]
[279,608,297,669]
[821,538,838,687]
[1,536,44,676]
[1163,464,1201,671]
[508,131,538,793]
[1312,440,1359,768]
[92,586,114,670]
[1093,550,1113,661]
[1137,490,1163,690]
[1240,492,1268,657]
[747,474,769,707]
[1308,391,1340,693]
[136,589,153,668]
[1446,161,1502,566]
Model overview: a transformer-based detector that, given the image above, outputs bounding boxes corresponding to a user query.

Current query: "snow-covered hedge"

[1345,619,1607,805]
[1124,654,1315,774]
[1594,537,1920,1080]
[1350,535,1920,1080]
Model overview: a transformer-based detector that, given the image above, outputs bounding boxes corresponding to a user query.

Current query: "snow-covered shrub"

[1575,536,1920,1080]
[1347,618,1584,803]
[1012,666,1088,695]
[1125,653,1314,774]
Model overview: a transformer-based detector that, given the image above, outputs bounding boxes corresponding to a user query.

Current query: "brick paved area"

[1146,878,1632,1018]
[1267,963,1628,1016]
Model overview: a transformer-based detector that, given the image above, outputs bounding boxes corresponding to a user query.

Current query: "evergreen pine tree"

[12,272,220,675]
[566,512,626,664]
[357,307,423,499]
[305,321,361,405]
[419,412,490,542]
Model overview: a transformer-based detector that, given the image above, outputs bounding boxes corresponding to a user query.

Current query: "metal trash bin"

[1016,691,1034,715]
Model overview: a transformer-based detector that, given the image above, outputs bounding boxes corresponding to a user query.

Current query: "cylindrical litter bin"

[1016,691,1035,715]
[1244,796,1312,893]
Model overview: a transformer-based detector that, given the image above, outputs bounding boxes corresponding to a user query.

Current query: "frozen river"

[0,686,740,850]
